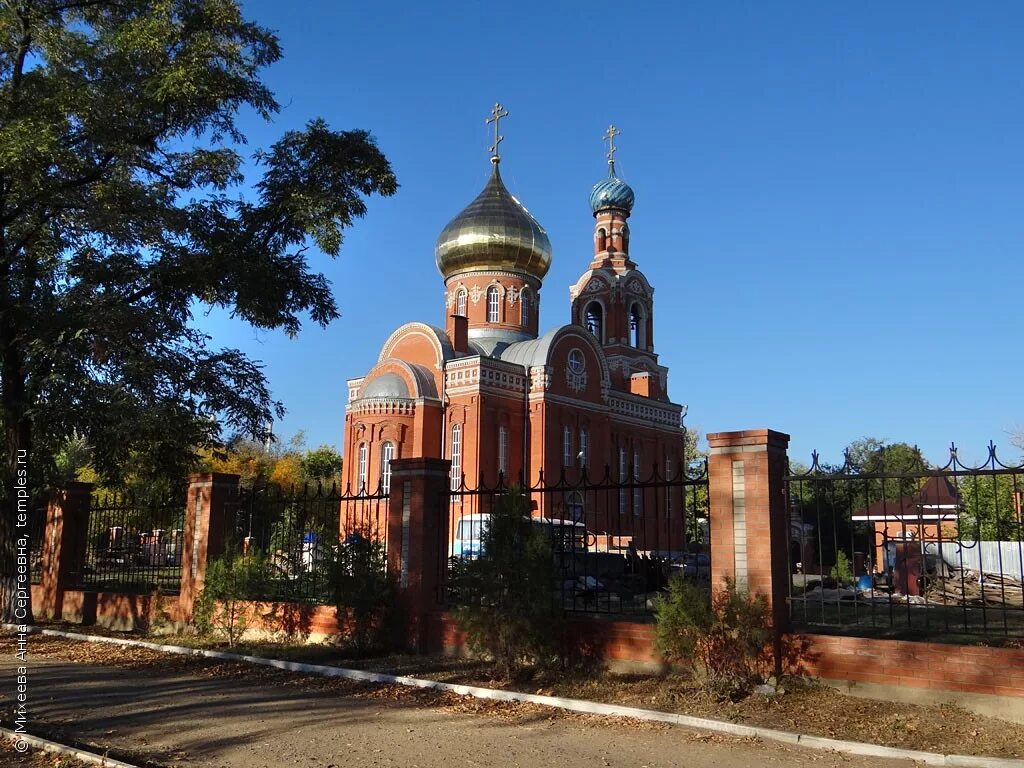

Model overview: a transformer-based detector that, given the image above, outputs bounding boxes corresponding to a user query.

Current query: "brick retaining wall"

[796,633,1024,699]
[35,588,1024,701]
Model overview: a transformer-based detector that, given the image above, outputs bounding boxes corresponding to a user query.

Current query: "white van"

[451,514,589,559]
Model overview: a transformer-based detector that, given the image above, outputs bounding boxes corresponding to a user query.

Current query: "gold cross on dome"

[603,124,622,172]
[486,103,509,163]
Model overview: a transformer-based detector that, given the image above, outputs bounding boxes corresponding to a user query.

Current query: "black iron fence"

[443,463,710,616]
[29,504,46,585]
[786,444,1024,641]
[220,484,389,605]
[73,491,187,594]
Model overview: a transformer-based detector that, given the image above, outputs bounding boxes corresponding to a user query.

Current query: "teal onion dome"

[589,173,635,214]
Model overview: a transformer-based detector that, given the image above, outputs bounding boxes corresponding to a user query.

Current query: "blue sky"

[203,1,1024,467]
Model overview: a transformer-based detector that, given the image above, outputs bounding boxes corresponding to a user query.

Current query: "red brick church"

[342,108,687,510]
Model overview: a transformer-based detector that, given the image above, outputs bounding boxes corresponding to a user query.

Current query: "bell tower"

[570,125,666,399]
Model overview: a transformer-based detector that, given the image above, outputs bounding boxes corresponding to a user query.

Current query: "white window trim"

[563,426,573,467]
[498,426,509,477]
[357,443,368,495]
[380,441,394,495]
[487,287,500,323]
[450,424,463,491]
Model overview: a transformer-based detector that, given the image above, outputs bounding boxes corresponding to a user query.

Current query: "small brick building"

[342,135,687,530]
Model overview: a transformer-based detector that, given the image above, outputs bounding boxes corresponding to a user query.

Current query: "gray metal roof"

[361,372,410,399]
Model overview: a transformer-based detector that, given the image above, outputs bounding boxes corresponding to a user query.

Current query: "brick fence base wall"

[36,589,1024,702]
[796,633,1024,699]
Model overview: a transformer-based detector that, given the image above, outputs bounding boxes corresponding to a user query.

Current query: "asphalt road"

[1,657,921,768]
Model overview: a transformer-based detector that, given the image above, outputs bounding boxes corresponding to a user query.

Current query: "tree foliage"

[0,0,396,619]
[654,576,773,697]
[450,491,563,681]
[192,550,271,646]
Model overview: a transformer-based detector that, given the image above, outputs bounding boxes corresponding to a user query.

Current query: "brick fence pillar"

[37,482,93,622]
[386,457,451,652]
[707,429,791,634]
[179,472,240,622]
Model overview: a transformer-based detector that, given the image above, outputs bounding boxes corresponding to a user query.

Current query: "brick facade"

[342,159,686,515]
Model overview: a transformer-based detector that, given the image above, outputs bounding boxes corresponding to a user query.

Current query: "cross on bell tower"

[603,124,622,175]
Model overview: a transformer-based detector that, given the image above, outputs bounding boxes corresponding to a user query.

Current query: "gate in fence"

[785,443,1024,640]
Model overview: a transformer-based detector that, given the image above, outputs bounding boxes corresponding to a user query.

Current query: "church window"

[633,450,642,515]
[357,443,368,495]
[579,429,589,468]
[567,348,585,374]
[450,424,462,490]
[456,288,467,316]
[597,227,607,251]
[629,304,642,348]
[487,287,500,323]
[379,441,394,495]
[563,426,573,467]
[622,224,630,251]
[618,447,628,511]
[498,426,509,477]
[520,289,530,326]
[665,455,673,517]
[584,302,603,342]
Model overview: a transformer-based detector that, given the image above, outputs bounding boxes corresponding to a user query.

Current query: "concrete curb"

[10,625,1024,768]
[2,726,141,767]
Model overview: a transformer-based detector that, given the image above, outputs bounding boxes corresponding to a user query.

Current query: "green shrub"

[450,491,563,681]
[654,575,772,697]
[330,533,394,654]
[829,551,854,586]
[193,551,271,646]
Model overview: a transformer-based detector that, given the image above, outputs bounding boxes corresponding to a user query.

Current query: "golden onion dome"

[435,166,552,281]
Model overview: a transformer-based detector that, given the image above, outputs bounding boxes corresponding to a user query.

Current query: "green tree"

[450,491,563,681]
[301,445,342,483]
[959,473,1020,541]
[0,1,397,620]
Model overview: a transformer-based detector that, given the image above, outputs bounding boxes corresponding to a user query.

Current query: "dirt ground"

[0,635,939,768]
[21,628,1023,760]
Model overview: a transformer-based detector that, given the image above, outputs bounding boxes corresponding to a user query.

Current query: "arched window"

[597,227,607,252]
[665,455,673,517]
[629,304,642,348]
[357,443,368,494]
[450,424,462,490]
[622,224,630,251]
[579,429,589,468]
[520,289,530,326]
[633,450,642,515]
[618,446,628,510]
[584,302,603,342]
[498,426,509,477]
[563,426,573,467]
[486,286,500,323]
[456,288,467,316]
[379,441,394,495]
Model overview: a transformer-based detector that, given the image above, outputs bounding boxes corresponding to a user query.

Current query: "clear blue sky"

[202,1,1024,467]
